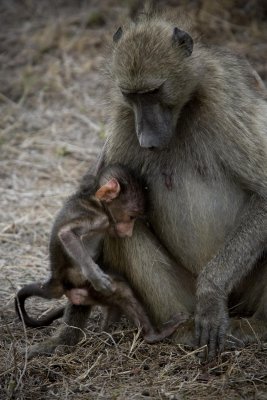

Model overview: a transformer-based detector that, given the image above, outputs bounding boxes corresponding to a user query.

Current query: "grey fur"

[103,13,267,358]
[28,12,267,359]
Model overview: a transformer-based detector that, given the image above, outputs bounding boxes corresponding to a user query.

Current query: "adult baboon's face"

[111,24,194,150]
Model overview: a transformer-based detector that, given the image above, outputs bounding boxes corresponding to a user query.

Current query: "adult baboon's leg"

[103,222,195,327]
[104,221,267,348]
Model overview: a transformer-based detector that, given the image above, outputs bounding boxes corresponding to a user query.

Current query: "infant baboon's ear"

[95,178,121,202]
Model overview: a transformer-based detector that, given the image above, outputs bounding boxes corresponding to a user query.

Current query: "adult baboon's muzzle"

[135,102,173,149]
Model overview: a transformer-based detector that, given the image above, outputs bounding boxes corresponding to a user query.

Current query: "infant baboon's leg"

[28,303,91,358]
[110,278,189,343]
[101,306,122,330]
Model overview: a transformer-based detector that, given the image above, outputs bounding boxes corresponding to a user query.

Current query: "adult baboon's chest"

[106,127,247,273]
[147,163,247,275]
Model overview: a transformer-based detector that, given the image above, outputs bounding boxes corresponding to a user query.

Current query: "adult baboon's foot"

[225,317,267,349]
[172,318,195,347]
[171,317,267,359]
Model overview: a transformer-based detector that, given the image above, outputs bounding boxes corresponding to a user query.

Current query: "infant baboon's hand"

[66,288,90,305]
[90,271,115,295]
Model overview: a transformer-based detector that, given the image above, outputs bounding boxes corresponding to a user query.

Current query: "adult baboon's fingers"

[218,324,227,353]
[196,323,210,361]
[199,323,210,348]
[194,318,202,347]
[207,327,218,360]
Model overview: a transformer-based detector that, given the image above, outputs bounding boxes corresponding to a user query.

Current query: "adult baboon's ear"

[172,27,193,56]
[113,27,123,43]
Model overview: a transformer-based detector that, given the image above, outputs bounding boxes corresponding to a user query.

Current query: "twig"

[14,295,29,393]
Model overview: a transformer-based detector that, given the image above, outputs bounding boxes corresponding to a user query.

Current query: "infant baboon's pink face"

[107,200,142,238]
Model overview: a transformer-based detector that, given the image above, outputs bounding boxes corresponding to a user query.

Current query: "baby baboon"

[28,10,267,360]
[15,164,184,344]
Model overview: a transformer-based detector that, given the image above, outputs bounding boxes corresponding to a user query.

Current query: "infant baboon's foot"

[167,311,190,329]
[144,313,190,344]
[27,337,64,359]
[28,322,86,359]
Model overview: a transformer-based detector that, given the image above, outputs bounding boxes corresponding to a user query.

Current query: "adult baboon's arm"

[196,118,267,358]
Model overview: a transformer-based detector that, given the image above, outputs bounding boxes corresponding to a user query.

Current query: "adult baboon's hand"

[195,287,229,360]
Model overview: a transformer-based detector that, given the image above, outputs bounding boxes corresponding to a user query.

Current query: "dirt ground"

[1,1,267,399]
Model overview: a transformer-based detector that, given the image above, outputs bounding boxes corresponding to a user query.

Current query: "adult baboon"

[28,11,267,359]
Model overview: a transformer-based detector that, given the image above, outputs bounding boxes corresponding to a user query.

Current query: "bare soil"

[0,1,267,399]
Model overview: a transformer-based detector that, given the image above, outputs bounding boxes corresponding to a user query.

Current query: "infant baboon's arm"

[57,217,113,295]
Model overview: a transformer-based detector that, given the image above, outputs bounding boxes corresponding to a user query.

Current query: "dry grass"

[0,1,267,399]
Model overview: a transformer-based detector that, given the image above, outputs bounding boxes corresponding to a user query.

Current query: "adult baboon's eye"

[147,87,160,95]
[121,91,136,101]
